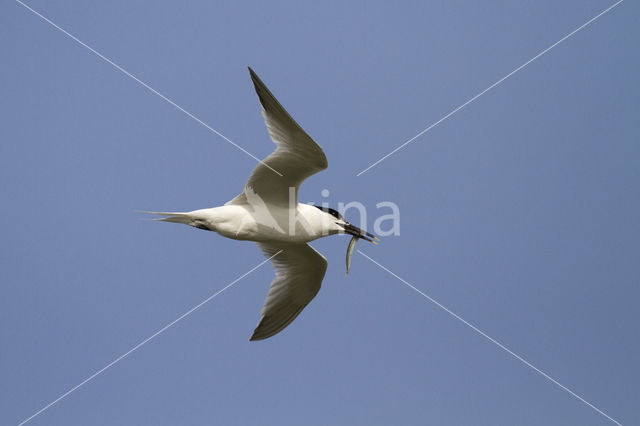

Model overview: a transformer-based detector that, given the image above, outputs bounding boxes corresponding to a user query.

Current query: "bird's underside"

[149,68,376,340]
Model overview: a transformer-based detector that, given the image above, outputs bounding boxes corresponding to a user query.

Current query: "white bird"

[147,68,377,341]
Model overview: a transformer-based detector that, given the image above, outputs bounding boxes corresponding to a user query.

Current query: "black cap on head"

[314,205,345,221]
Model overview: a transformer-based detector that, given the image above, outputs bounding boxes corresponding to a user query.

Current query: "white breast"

[204,203,340,243]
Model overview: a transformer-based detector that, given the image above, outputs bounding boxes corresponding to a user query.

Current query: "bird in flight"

[147,67,378,341]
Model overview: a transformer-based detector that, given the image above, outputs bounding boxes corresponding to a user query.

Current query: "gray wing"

[227,67,328,208]
[250,242,328,341]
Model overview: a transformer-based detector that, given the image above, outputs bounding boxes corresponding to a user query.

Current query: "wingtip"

[249,332,265,342]
[249,322,266,341]
[247,67,266,104]
[247,66,258,81]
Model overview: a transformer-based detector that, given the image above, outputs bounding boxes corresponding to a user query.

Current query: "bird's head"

[313,206,379,244]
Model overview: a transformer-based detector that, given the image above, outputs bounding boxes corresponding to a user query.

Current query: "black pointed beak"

[342,223,379,244]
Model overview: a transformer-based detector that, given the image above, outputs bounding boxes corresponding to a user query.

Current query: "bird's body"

[157,203,341,244]
[148,68,376,340]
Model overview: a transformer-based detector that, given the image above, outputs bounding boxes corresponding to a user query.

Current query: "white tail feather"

[139,211,193,225]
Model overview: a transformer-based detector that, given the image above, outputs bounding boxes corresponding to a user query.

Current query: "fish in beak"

[342,222,379,275]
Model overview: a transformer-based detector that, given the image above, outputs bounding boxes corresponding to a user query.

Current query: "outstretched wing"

[226,67,328,208]
[250,242,328,341]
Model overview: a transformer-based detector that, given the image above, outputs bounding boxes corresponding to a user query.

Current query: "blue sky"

[1,1,638,424]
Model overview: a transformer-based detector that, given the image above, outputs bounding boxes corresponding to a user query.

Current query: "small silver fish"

[346,236,359,275]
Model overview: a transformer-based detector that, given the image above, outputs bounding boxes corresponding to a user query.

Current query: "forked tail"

[139,210,212,231]
[139,211,193,225]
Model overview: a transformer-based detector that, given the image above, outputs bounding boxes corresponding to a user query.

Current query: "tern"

[147,68,378,341]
